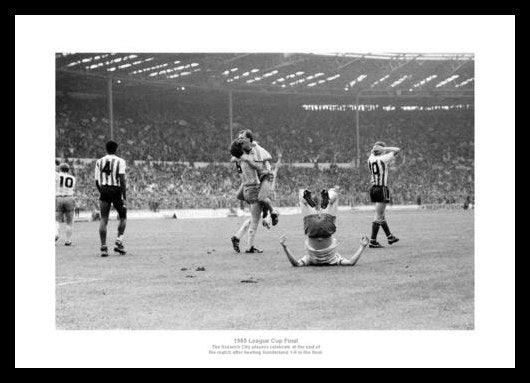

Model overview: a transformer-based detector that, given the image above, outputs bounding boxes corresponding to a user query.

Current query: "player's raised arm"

[383,146,401,155]
[271,152,282,190]
[260,146,273,172]
[275,151,282,166]
[340,236,370,266]
[280,235,304,267]
[379,147,401,164]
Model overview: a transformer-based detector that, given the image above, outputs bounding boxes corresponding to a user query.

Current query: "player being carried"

[229,137,276,253]
[279,188,369,267]
[55,163,76,246]
[367,141,401,248]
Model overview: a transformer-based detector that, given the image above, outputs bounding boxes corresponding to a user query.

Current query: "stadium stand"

[56,96,474,210]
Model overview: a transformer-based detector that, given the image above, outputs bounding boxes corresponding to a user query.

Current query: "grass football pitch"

[56,209,474,330]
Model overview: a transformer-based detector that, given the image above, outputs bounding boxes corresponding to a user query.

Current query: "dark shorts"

[369,185,390,203]
[56,196,75,214]
[243,184,260,204]
[99,186,127,219]
[304,213,337,238]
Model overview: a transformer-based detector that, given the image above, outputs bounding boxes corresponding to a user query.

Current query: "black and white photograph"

[15,15,515,368]
[53,51,475,331]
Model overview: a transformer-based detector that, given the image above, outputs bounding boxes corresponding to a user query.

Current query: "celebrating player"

[279,188,369,266]
[367,141,401,248]
[94,141,127,257]
[237,130,280,226]
[55,163,76,246]
[230,149,282,252]
[229,138,268,254]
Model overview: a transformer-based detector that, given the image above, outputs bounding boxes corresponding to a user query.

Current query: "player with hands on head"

[367,141,401,248]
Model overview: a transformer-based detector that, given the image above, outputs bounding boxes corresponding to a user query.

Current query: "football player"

[94,141,127,257]
[229,138,267,253]
[55,163,76,246]
[237,130,280,226]
[279,188,369,266]
[367,141,401,248]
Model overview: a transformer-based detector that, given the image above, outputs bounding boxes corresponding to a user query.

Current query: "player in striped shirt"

[94,141,127,257]
[55,163,76,246]
[279,188,369,266]
[367,141,401,248]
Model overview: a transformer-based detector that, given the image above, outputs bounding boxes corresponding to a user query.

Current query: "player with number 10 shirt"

[55,162,76,245]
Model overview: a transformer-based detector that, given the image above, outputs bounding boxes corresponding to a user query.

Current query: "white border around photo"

[15,15,515,368]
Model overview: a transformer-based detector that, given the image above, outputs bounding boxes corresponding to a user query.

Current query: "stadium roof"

[56,52,474,100]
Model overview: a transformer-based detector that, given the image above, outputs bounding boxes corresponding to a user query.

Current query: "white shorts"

[300,238,345,266]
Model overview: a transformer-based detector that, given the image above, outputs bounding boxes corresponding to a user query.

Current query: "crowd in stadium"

[56,95,474,211]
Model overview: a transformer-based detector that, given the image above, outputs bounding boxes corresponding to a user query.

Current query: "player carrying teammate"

[279,188,369,266]
[367,141,401,248]
[94,141,127,257]
[229,138,268,253]
[230,149,282,252]
[55,163,76,246]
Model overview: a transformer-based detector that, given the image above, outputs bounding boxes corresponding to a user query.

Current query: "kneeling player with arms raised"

[279,188,369,267]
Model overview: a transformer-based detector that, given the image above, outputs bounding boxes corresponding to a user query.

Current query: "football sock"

[247,228,256,249]
[380,221,392,237]
[246,219,259,249]
[117,219,126,238]
[55,221,60,239]
[235,219,251,239]
[328,188,338,204]
[65,224,73,243]
[116,234,124,243]
[371,221,380,241]
[99,221,107,246]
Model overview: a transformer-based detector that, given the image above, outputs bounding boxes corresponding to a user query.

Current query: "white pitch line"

[56,277,102,287]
